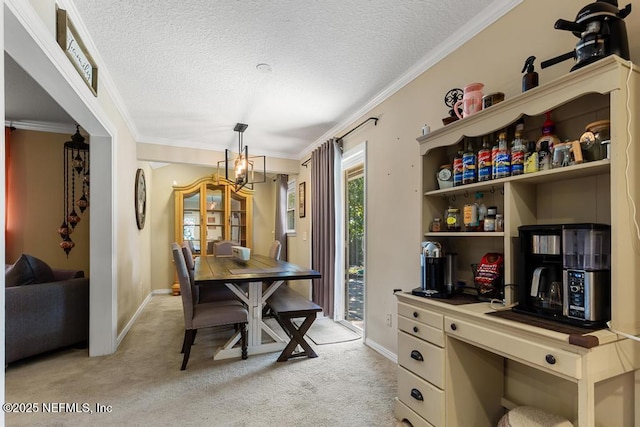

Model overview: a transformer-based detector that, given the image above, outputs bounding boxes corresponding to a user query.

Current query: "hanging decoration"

[58,125,90,256]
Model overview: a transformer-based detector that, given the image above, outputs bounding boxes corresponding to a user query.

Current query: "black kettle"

[541,0,632,71]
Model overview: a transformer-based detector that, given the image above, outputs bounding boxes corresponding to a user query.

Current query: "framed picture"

[207,215,216,225]
[56,7,99,96]
[299,182,306,218]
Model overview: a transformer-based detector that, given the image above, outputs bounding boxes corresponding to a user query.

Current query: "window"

[286,179,296,233]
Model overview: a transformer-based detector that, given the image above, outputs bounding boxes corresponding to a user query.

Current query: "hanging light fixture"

[218,123,266,192]
[58,125,90,256]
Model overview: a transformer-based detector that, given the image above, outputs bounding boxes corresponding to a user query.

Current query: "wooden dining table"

[194,253,321,360]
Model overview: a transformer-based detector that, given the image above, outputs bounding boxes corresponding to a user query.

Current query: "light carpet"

[297,317,362,345]
[5,295,407,427]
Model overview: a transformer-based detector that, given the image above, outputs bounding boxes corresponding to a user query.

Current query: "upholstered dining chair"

[172,243,248,370]
[268,240,282,261]
[181,242,241,305]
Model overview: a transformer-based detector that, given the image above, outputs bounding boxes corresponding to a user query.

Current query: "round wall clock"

[135,168,146,230]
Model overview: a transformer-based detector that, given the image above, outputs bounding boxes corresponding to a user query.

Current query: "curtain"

[5,127,11,248]
[274,174,288,261]
[311,139,339,317]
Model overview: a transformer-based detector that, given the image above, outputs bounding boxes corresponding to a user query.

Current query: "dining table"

[194,253,321,360]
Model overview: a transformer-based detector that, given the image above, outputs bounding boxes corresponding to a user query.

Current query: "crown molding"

[5,120,76,135]
[299,0,524,159]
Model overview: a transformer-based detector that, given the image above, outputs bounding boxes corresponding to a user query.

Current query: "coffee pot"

[413,241,454,298]
[541,0,632,71]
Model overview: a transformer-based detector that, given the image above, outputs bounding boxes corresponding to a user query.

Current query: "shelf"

[425,159,610,197]
[425,232,504,237]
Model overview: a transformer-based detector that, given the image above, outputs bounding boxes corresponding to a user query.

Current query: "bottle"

[431,218,441,232]
[495,132,511,178]
[491,137,499,180]
[484,206,497,232]
[537,111,560,153]
[511,130,525,176]
[477,136,492,182]
[462,138,477,185]
[524,140,538,174]
[521,56,539,92]
[463,203,478,231]
[538,140,551,171]
[453,143,464,187]
[495,214,504,232]
[475,192,488,231]
[446,208,461,231]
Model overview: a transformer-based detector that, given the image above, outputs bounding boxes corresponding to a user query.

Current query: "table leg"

[213,280,287,360]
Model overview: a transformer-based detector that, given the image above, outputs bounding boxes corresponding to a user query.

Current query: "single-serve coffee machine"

[515,224,611,327]
[413,241,456,298]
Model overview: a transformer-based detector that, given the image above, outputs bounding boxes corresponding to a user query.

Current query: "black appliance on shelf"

[541,0,632,71]
[514,223,611,328]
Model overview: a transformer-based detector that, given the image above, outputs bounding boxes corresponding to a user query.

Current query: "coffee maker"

[413,241,456,298]
[541,0,632,71]
[515,224,611,327]
[562,224,611,326]
[515,225,565,319]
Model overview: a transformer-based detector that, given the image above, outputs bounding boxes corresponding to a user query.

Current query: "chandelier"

[218,123,265,191]
[58,125,90,256]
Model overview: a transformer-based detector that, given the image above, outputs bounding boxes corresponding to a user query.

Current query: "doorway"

[345,165,364,329]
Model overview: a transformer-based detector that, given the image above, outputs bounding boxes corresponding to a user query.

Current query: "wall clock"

[135,168,146,230]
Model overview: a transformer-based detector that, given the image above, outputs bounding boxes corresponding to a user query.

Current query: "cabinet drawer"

[398,302,443,329]
[398,331,444,388]
[394,398,434,427]
[445,316,582,379]
[398,366,444,427]
[398,315,444,347]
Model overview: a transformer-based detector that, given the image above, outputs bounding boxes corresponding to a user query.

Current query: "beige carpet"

[5,295,406,427]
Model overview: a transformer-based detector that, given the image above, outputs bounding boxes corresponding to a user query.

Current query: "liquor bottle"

[495,132,511,178]
[477,136,492,182]
[462,138,477,185]
[453,143,464,187]
[511,131,525,176]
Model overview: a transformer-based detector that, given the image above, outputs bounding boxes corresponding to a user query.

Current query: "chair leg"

[240,323,248,360]
[181,329,196,370]
[181,328,198,353]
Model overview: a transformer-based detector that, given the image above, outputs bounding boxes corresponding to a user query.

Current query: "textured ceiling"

[6,0,509,159]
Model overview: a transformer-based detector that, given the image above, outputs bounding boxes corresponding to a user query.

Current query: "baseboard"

[364,337,397,364]
[153,289,172,295]
[116,291,156,347]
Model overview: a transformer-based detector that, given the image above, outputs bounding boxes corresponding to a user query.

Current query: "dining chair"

[172,243,248,370]
[181,242,242,305]
[268,240,282,261]
[213,240,234,257]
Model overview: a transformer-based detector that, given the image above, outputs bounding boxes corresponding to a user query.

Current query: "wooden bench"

[266,285,323,362]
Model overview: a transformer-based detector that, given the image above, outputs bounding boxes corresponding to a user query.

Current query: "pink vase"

[454,83,484,119]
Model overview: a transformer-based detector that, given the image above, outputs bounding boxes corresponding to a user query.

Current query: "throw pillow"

[5,254,55,286]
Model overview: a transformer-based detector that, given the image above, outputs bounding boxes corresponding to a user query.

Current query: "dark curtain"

[274,174,288,261]
[311,139,338,317]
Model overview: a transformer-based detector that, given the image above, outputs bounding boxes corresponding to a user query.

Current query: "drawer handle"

[410,350,424,362]
[410,388,424,401]
[545,354,556,365]
[450,323,457,331]
[413,311,419,318]
[413,326,419,333]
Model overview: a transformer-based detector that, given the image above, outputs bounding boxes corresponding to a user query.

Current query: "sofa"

[5,254,89,364]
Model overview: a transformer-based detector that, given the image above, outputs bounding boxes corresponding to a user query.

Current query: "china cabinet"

[173,174,253,255]
[395,56,640,426]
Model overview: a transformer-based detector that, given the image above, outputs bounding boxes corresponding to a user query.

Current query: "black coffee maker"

[541,0,632,71]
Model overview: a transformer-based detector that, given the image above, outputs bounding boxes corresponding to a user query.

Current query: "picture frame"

[56,7,99,96]
[207,216,216,225]
[299,182,306,218]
